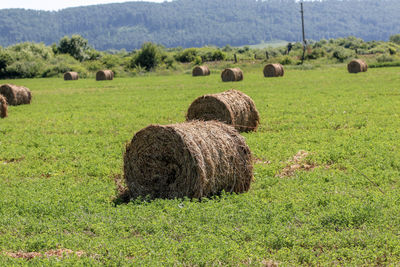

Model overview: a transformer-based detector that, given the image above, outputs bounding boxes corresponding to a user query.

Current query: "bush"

[0,49,13,75]
[369,61,400,68]
[389,34,400,45]
[132,42,164,71]
[6,61,44,78]
[9,42,53,61]
[193,56,202,65]
[83,60,104,72]
[331,47,354,62]
[222,45,232,52]
[340,36,363,49]
[56,35,92,62]
[42,63,88,78]
[174,48,198,63]
[266,48,284,58]
[163,55,176,69]
[279,56,293,65]
[211,50,226,61]
[313,39,327,48]
[369,47,386,54]
[389,47,397,55]
[376,54,394,63]
[305,48,326,60]
[200,51,213,62]
[100,54,120,69]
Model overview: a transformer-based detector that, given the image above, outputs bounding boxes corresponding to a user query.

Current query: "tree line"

[0,34,399,79]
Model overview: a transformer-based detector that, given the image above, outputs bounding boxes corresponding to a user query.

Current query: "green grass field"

[1,65,400,265]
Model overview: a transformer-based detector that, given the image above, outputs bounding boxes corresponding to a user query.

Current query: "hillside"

[0,0,399,50]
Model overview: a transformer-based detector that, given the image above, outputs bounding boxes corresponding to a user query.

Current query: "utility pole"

[300,2,306,64]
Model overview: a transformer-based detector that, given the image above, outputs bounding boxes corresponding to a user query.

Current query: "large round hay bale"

[192,66,210,76]
[0,84,32,106]
[263,63,284,77]
[221,68,243,82]
[64,71,79,80]
[124,120,253,199]
[347,59,368,73]
[0,94,7,118]
[96,70,114,81]
[186,89,260,132]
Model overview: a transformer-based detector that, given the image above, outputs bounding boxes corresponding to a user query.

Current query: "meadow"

[1,64,400,265]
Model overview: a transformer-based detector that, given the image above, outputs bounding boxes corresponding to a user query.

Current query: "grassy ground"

[1,65,400,265]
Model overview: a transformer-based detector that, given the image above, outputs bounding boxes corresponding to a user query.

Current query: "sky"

[0,0,170,11]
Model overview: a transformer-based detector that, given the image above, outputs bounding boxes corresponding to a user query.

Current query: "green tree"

[0,49,13,75]
[57,35,91,62]
[132,42,164,71]
[211,50,226,61]
[389,34,400,44]
[174,48,198,63]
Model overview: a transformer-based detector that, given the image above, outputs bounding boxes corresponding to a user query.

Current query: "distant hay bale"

[124,120,253,199]
[186,89,260,132]
[64,72,79,80]
[263,63,284,77]
[96,70,114,81]
[0,84,32,106]
[0,94,7,118]
[347,59,368,73]
[192,65,210,76]
[221,68,243,82]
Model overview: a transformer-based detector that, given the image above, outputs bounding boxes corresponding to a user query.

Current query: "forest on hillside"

[0,0,399,50]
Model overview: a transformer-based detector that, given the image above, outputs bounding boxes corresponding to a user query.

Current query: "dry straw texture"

[347,59,368,73]
[96,70,114,81]
[264,63,284,77]
[0,94,7,118]
[192,65,210,76]
[186,89,260,132]
[124,120,253,199]
[0,84,32,106]
[221,68,243,82]
[64,72,79,80]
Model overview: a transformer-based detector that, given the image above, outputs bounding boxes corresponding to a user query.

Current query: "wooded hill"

[0,0,399,50]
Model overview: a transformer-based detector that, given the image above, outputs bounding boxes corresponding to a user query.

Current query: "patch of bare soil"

[277,150,317,178]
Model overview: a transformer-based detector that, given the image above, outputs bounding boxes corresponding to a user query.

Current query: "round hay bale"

[186,89,260,132]
[192,66,210,76]
[0,94,7,118]
[221,68,243,82]
[124,120,253,199]
[96,70,114,81]
[347,59,368,73]
[64,71,79,80]
[0,84,32,106]
[263,63,284,77]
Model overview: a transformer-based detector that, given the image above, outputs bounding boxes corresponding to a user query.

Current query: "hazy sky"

[0,0,170,11]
